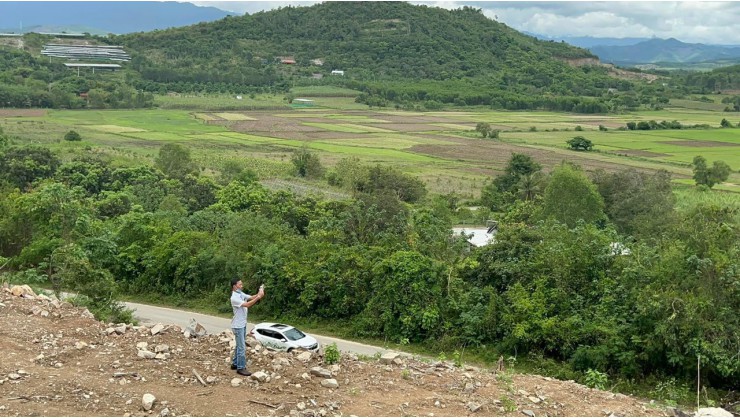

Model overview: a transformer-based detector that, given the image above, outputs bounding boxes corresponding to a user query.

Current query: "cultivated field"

[1,101,739,197]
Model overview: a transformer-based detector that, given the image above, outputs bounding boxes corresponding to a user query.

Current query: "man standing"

[230,278,264,376]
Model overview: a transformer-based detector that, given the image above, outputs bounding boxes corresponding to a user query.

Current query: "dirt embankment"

[0,285,673,417]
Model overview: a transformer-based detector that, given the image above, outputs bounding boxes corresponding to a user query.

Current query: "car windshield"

[283,328,306,341]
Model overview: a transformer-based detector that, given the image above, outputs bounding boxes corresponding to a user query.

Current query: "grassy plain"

[1,99,739,197]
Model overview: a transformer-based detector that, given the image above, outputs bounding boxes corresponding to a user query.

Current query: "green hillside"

[112,2,630,112]
[3,2,731,112]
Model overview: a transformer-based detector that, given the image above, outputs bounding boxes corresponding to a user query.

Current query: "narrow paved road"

[125,301,403,357]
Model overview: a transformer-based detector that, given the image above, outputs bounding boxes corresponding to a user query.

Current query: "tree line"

[0,139,737,391]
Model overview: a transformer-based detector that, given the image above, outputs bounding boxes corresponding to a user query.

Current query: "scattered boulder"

[231,378,242,387]
[522,409,536,417]
[150,324,165,336]
[136,342,149,350]
[464,382,476,393]
[696,407,733,417]
[75,341,88,350]
[7,373,21,380]
[296,352,313,363]
[251,371,269,383]
[310,367,332,378]
[528,396,541,404]
[142,393,156,411]
[185,319,207,337]
[10,285,35,298]
[380,352,400,365]
[154,344,169,354]
[138,350,157,359]
[320,378,339,389]
[113,325,127,335]
[467,402,482,412]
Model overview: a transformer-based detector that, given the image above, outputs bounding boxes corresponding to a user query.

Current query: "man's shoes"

[230,364,237,370]
[236,369,251,376]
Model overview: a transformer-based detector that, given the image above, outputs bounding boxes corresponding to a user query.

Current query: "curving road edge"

[124,301,409,358]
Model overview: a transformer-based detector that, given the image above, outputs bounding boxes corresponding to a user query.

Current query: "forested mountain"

[591,38,740,66]
[0,1,235,35]
[0,2,675,111]
[105,2,640,112]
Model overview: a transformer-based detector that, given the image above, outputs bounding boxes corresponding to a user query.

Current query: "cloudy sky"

[189,1,740,45]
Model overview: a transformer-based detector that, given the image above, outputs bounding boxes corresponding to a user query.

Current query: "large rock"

[696,407,733,417]
[251,371,269,383]
[113,325,127,335]
[230,378,242,387]
[142,394,156,411]
[296,352,313,362]
[320,379,339,389]
[138,350,157,359]
[380,352,400,365]
[310,367,332,378]
[10,285,35,298]
[154,344,170,354]
[150,324,165,336]
[185,319,207,337]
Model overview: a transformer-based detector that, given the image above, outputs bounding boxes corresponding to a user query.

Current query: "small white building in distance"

[331,70,344,76]
[452,226,496,248]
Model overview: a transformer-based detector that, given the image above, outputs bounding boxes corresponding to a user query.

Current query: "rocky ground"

[0,285,708,417]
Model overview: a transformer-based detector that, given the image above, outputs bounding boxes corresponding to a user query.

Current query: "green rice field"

[1,100,738,197]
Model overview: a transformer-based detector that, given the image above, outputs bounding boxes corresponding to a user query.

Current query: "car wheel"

[286,347,294,353]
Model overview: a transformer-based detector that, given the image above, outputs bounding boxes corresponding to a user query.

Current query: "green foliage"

[500,396,517,412]
[541,163,605,228]
[358,251,444,342]
[1,139,738,393]
[566,135,593,151]
[0,146,60,190]
[63,130,82,142]
[0,126,9,149]
[720,118,731,128]
[356,165,427,203]
[291,146,325,179]
[324,342,341,365]
[584,369,608,390]
[693,155,732,188]
[593,169,676,238]
[155,144,199,180]
[475,122,498,138]
[452,349,463,368]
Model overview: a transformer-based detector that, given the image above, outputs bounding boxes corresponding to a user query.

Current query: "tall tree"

[541,163,605,228]
[154,144,199,180]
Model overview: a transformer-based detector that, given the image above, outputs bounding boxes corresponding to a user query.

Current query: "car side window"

[276,332,286,341]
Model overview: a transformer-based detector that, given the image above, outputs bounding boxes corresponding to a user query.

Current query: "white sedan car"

[250,322,320,352]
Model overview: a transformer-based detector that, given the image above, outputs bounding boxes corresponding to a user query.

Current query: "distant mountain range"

[523,33,651,48]
[0,1,235,35]
[590,38,740,66]
[526,32,740,66]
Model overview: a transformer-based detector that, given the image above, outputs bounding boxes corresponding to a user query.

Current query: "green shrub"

[324,342,340,364]
[584,369,608,390]
[64,130,82,141]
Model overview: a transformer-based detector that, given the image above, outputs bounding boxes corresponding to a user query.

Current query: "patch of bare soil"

[0,286,671,417]
[409,137,682,178]
[663,140,740,148]
[267,131,375,141]
[0,109,47,118]
[365,123,446,132]
[610,150,669,158]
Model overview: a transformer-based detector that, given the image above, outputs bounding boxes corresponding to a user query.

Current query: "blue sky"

[188,1,740,45]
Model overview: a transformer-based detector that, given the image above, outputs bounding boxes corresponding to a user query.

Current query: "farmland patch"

[87,125,146,133]
[214,113,255,121]
[664,140,740,148]
[0,109,47,117]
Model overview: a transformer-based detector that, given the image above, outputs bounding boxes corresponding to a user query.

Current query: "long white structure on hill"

[42,44,130,61]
